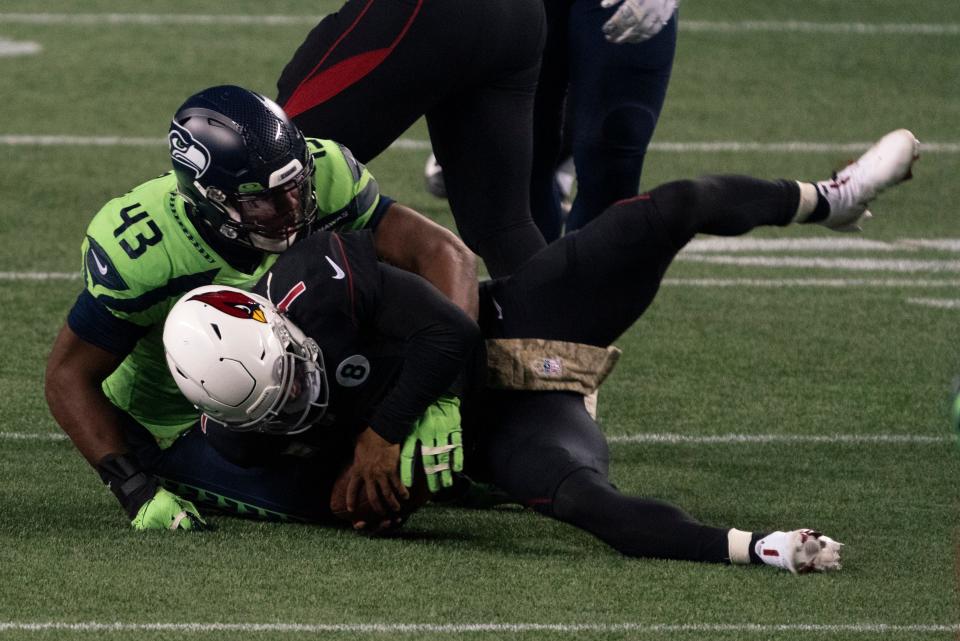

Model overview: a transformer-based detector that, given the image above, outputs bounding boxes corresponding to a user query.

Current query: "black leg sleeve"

[485,175,800,346]
[471,392,731,563]
[648,175,799,248]
[550,468,731,563]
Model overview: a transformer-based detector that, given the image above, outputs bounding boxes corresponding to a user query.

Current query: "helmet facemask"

[239,316,329,435]
[164,285,330,436]
[198,157,317,253]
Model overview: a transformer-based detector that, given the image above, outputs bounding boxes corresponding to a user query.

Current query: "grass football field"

[1,1,959,639]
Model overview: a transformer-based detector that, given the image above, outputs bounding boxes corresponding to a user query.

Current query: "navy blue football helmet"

[169,85,316,252]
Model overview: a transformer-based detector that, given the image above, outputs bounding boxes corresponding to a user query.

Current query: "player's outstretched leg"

[487,129,920,348]
[551,468,843,573]
[655,128,919,244]
[476,391,843,573]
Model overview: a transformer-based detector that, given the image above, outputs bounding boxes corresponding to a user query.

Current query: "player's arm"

[314,140,478,319]
[45,323,129,465]
[45,292,205,531]
[347,262,481,515]
[373,202,479,320]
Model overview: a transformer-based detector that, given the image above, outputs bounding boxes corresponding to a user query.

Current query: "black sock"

[807,185,831,223]
[748,532,769,564]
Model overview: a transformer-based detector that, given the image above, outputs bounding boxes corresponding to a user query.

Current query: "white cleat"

[424,153,447,199]
[756,529,844,574]
[816,128,920,232]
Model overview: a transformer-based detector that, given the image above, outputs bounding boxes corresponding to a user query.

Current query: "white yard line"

[0,135,958,154]
[661,278,960,288]
[681,20,960,35]
[676,255,960,273]
[682,238,960,254]
[1,13,958,36]
[652,141,960,153]
[0,135,163,146]
[0,271,79,281]
[6,273,960,288]
[605,433,952,445]
[685,237,900,253]
[1,432,67,441]
[0,13,322,25]
[906,297,960,310]
[0,622,957,634]
[0,38,40,56]
[5,431,950,445]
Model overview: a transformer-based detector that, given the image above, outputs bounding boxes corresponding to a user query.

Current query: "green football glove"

[131,487,207,531]
[401,396,462,492]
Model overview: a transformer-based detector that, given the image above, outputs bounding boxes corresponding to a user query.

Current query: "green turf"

[1,1,959,639]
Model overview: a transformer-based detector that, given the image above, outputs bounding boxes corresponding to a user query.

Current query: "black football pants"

[471,176,799,562]
[277,0,548,277]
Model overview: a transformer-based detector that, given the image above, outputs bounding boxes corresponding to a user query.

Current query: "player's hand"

[401,395,462,493]
[601,0,677,44]
[347,427,408,516]
[131,487,207,531]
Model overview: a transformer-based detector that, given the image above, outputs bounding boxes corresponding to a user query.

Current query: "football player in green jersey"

[44,85,478,531]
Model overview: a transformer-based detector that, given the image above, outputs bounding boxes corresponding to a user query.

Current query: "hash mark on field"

[1,135,959,154]
[4,431,950,445]
[0,622,958,634]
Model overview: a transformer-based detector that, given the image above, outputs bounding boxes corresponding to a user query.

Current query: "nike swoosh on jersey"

[91,248,110,275]
[326,255,346,280]
[84,235,130,291]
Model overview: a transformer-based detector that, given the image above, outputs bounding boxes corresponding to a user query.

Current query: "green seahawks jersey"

[80,138,382,446]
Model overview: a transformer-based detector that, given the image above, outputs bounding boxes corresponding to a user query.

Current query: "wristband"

[96,453,158,519]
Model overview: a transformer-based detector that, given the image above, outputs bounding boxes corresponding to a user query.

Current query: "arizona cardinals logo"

[190,290,267,323]
[168,122,211,178]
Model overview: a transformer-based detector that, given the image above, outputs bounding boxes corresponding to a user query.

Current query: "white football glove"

[601,0,678,44]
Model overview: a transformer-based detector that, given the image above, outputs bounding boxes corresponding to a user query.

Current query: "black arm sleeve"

[365,263,481,443]
[67,290,149,355]
[368,194,394,230]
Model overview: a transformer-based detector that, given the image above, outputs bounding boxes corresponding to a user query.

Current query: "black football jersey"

[253,230,404,435]
[202,229,481,465]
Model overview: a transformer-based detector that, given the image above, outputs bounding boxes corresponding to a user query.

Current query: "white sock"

[792,181,820,223]
[727,528,753,565]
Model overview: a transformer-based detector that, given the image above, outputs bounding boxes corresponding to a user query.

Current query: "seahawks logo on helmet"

[168,122,211,179]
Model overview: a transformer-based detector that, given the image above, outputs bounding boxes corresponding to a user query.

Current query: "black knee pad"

[599,105,656,155]
[548,467,612,521]
[646,178,717,246]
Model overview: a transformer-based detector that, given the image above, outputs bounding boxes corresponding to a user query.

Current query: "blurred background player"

[165,130,918,569]
[44,85,478,531]
[423,0,678,242]
[533,0,678,240]
[276,0,548,277]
